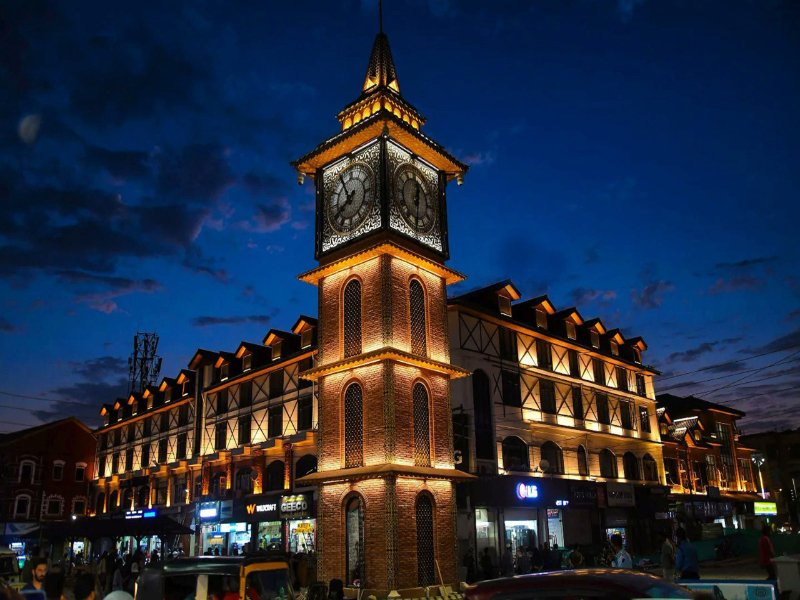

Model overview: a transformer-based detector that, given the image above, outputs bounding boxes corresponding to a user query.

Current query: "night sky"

[2,0,798,434]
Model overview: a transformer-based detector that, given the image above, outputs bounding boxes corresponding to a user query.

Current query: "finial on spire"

[379,0,383,34]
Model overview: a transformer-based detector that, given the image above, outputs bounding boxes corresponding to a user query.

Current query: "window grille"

[343,279,362,358]
[416,494,436,587]
[344,383,364,468]
[413,383,430,466]
[410,280,427,356]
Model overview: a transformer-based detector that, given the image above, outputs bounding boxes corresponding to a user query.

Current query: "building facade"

[740,428,800,530]
[92,317,319,556]
[448,282,666,559]
[657,394,759,532]
[0,418,95,550]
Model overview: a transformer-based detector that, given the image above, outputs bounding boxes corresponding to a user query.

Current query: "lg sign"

[516,483,539,500]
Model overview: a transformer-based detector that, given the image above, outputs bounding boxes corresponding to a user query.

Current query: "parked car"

[465,569,694,600]
[135,552,294,600]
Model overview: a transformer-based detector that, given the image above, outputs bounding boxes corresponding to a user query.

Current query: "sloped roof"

[362,32,400,95]
[657,393,745,418]
[0,417,93,446]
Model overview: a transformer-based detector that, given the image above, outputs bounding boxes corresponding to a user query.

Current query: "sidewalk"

[699,556,767,581]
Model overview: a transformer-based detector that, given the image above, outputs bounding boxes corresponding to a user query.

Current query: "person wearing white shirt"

[610,534,632,569]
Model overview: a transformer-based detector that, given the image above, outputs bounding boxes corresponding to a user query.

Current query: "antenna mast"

[127,331,162,395]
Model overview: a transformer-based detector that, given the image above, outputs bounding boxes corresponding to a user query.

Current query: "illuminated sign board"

[280,494,310,517]
[199,505,218,520]
[555,499,569,507]
[246,502,278,515]
[125,509,157,520]
[220,522,248,533]
[754,502,777,516]
[516,483,539,500]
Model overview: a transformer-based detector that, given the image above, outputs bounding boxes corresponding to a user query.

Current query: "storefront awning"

[22,515,193,541]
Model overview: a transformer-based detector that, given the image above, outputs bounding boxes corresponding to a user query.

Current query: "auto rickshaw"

[135,552,294,600]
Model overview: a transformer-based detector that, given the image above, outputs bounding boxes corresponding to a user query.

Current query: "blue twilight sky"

[1,0,798,434]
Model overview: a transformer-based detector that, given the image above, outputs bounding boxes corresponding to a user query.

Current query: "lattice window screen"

[344,383,364,468]
[343,279,362,358]
[410,280,427,356]
[416,494,435,587]
[413,383,430,466]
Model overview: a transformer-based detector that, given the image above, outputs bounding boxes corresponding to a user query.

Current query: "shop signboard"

[568,481,598,507]
[125,509,157,519]
[606,482,635,507]
[280,494,312,519]
[233,496,280,522]
[199,502,219,521]
[754,501,777,516]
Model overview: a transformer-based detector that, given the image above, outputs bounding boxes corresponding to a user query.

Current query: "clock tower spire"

[294,20,473,595]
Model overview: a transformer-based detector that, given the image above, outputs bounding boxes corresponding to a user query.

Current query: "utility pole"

[128,332,163,395]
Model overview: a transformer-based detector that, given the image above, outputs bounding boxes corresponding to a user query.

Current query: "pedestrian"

[480,547,493,580]
[112,558,124,591]
[463,548,476,583]
[660,530,676,581]
[567,544,585,569]
[22,557,48,593]
[73,573,97,600]
[98,550,108,591]
[675,528,699,580]
[529,545,543,572]
[43,571,67,600]
[104,592,134,600]
[760,525,776,580]
[519,547,531,574]
[501,544,513,576]
[610,534,632,569]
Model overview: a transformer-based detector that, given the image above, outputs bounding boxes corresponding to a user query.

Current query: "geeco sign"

[281,494,309,516]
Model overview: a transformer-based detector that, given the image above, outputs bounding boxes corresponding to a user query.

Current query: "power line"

[703,349,800,396]
[708,366,800,395]
[715,385,799,406]
[0,402,102,418]
[656,344,800,382]
[0,390,105,410]
[658,357,800,393]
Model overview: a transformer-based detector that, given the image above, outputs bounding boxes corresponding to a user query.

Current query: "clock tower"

[294,25,473,594]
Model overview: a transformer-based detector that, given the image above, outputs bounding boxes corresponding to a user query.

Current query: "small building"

[657,393,760,532]
[0,417,96,555]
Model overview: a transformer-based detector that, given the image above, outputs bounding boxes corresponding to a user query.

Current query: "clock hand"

[414,182,421,231]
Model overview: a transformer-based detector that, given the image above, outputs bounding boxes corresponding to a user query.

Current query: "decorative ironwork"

[387,141,443,252]
[343,279,362,358]
[381,254,393,346]
[345,496,365,586]
[413,383,431,467]
[344,383,364,468]
[321,142,382,253]
[383,366,395,463]
[385,477,398,589]
[410,279,427,356]
[416,494,435,587]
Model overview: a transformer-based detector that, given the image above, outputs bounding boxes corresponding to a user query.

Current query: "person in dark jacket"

[462,548,476,583]
[480,548,493,580]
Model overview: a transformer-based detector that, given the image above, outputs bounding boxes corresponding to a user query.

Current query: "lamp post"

[753,455,767,499]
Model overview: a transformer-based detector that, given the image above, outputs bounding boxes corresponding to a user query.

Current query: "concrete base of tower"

[313,476,460,593]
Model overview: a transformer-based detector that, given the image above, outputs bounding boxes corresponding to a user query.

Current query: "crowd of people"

[463,529,703,583]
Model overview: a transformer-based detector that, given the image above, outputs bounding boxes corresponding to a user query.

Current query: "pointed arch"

[600,449,618,479]
[344,493,365,586]
[265,460,285,491]
[344,382,364,468]
[413,382,431,466]
[502,436,529,472]
[416,493,435,587]
[643,454,659,482]
[343,279,362,358]
[409,278,427,356]
[540,441,564,474]
[577,445,589,476]
[623,451,641,480]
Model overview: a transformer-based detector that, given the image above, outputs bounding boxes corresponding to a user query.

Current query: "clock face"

[394,164,436,233]
[327,162,376,235]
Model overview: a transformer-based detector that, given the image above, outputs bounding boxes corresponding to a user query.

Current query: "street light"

[753,455,767,499]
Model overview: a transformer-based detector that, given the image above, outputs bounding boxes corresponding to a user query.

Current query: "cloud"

[584,245,600,265]
[630,280,675,309]
[242,198,292,233]
[707,275,765,295]
[156,143,236,205]
[243,172,286,196]
[39,379,127,423]
[56,270,164,313]
[705,362,745,374]
[191,314,274,327]
[462,152,495,166]
[0,317,16,333]
[715,257,778,269]
[785,310,800,323]
[617,0,645,22]
[69,356,127,380]
[668,341,718,363]
[745,329,800,355]
[85,145,151,180]
[567,288,617,306]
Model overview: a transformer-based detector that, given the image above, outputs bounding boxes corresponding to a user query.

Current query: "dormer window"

[632,347,642,364]
[301,329,313,348]
[535,309,548,329]
[242,353,252,371]
[694,430,702,443]
[220,364,229,380]
[565,321,576,340]
[272,342,282,361]
[164,388,172,403]
[182,381,188,397]
[610,341,619,356]
[590,331,600,348]
[498,295,512,317]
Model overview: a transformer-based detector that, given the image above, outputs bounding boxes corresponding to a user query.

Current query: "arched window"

[623,452,641,480]
[344,383,364,468]
[19,460,35,483]
[540,441,564,474]
[409,279,427,356]
[265,460,285,491]
[236,468,255,493]
[194,475,203,498]
[343,279,362,358]
[416,494,435,587]
[122,488,134,511]
[210,473,226,497]
[345,496,365,586]
[577,445,589,476]
[137,486,150,508]
[600,449,618,479]
[108,490,119,510]
[473,370,494,460]
[14,495,31,518]
[643,454,659,482]
[295,455,318,480]
[502,437,529,472]
[413,383,431,467]
[95,492,105,514]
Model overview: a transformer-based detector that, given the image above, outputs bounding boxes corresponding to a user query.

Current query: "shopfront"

[280,493,316,553]
[232,494,282,551]
[226,492,317,554]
